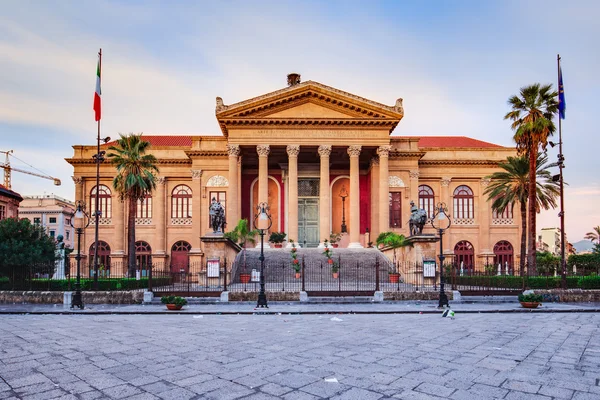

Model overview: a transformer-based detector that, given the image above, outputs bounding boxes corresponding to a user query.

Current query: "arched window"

[454,240,474,273]
[137,194,152,219]
[494,241,514,273]
[418,185,435,220]
[90,185,112,219]
[453,185,474,220]
[89,241,111,276]
[135,241,152,276]
[171,185,192,218]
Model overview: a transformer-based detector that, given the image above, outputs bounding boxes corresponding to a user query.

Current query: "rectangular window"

[389,192,402,228]
[137,196,153,219]
[492,207,513,219]
[66,231,70,240]
[49,217,57,224]
[209,191,226,227]
[65,218,71,225]
[0,205,5,220]
[33,217,41,224]
[49,230,55,237]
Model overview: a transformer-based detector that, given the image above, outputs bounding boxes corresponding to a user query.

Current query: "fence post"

[375,257,380,292]
[223,257,227,292]
[148,262,153,292]
[301,255,305,292]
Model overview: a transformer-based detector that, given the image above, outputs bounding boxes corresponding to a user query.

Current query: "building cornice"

[389,151,426,160]
[419,160,501,166]
[65,158,192,165]
[184,151,228,158]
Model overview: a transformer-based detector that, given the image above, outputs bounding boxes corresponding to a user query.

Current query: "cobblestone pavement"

[1,313,599,399]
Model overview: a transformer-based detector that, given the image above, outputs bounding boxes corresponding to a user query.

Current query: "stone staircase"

[230,247,393,284]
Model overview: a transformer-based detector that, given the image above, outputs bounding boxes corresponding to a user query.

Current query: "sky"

[1,0,598,242]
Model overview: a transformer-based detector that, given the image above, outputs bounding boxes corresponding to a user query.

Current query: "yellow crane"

[0,150,61,189]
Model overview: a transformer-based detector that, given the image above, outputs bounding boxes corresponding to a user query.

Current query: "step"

[307,296,375,304]
[459,295,518,303]
[150,297,223,305]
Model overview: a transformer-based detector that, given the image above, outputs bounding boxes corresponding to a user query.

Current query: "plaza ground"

[1,313,600,399]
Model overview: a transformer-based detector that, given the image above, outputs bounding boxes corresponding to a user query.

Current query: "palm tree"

[505,83,558,273]
[484,154,560,275]
[585,226,600,245]
[376,232,412,268]
[107,134,159,276]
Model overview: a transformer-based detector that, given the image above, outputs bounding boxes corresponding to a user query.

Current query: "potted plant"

[376,232,411,277]
[290,240,301,278]
[518,293,543,309]
[269,231,287,248]
[331,261,339,279]
[161,295,188,310]
[329,232,342,248]
[389,268,400,284]
[226,219,258,284]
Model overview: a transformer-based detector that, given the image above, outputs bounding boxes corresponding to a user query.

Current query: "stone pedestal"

[200,233,240,284]
[405,235,439,286]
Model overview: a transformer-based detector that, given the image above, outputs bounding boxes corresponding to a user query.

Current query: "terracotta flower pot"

[332,243,339,248]
[295,272,301,279]
[166,304,183,311]
[274,243,283,248]
[389,273,400,283]
[240,273,251,284]
[327,259,333,265]
[520,302,540,309]
[332,272,339,279]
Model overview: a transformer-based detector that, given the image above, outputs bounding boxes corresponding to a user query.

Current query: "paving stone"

[156,387,196,400]
[538,385,574,399]
[414,382,455,398]
[300,380,349,398]
[502,379,542,393]
[102,384,142,399]
[504,391,552,400]
[265,371,321,389]
[259,382,293,396]
[331,387,384,400]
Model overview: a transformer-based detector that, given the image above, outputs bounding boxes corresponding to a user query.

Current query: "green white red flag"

[93,53,101,121]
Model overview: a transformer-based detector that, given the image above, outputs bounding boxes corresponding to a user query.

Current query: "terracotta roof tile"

[103,135,193,147]
[408,136,505,149]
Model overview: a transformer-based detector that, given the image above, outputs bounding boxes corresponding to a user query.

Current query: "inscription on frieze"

[254,129,376,138]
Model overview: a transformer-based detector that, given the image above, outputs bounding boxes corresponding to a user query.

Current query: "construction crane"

[0,150,61,189]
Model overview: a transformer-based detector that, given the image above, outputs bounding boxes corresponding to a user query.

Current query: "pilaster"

[348,145,363,248]
[377,146,391,235]
[227,144,241,230]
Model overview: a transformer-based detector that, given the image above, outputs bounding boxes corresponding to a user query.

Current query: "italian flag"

[93,55,101,121]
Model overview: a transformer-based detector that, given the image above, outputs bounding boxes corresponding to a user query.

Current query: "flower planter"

[273,244,283,248]
[332,243,339,248]
[332,272,339,279]
[240,273,251,284]
[166,304,183,311]
[389,273,400,283]
[520,302,540,309]
[295,272,301,279]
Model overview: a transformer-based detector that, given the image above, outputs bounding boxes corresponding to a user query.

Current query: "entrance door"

[298,198,319,248]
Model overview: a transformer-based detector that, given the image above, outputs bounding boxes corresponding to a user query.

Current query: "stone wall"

[0,291,145,304]
[533,289,600,303]
[384,291,454,301]
[229,292,300,302]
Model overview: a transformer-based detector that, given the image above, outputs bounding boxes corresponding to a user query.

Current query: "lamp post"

[431,202,451,308]
[70,201,90,309]
[339,185,348,233]
[254,202,272,308]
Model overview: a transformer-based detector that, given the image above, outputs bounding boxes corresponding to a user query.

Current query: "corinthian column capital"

[286,145,300,157]
[72,176,83,185]
[256,145,270,157]
[347,145,362,157]
[318,145,332,157]
[226,144,241,157]
[377,145,392,158]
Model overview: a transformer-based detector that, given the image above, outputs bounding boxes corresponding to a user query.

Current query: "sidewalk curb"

[2,308,599,315]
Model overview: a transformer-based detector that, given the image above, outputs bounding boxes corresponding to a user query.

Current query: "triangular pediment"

[216,81,404,120]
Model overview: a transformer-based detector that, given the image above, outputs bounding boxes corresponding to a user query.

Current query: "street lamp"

[91,135,111,290]
[70,201,90,309]
[339,185,348,233]
[254,202,272,308]
[431,202,451,308]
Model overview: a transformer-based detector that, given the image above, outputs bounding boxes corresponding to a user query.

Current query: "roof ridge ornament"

[216,97,227,113]
[287,73,301,86]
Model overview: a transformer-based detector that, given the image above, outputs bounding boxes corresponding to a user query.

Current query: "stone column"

[257,145,270,206]
[227,144,241,230]
[154,177,167,265]
[377,146,391,235]
[369,158,380,241]
[287,145,300,247]
[237,157,242,219]
[479,177,492,255]
[348,145,363,248]
[440,177,452,254]
[72,176,84,205]
[190,169,203,263]
[318,145,332,247]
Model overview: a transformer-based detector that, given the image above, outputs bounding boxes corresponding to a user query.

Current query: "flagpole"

[93,48,102,290]
[557,53,567,289]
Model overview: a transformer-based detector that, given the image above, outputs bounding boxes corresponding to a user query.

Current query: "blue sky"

[1,0,598,241]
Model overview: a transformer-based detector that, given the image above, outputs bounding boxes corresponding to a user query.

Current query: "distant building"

[538,227,567,256]
[0,184,23,221]
[19,194,75,248]
[567,242,576,255]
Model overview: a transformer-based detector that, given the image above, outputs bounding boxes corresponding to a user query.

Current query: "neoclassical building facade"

[67,75,521,272]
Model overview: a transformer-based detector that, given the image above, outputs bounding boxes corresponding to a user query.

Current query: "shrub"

[578,275,600,289]
[519,293,543,303]
[268,232,286,244]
